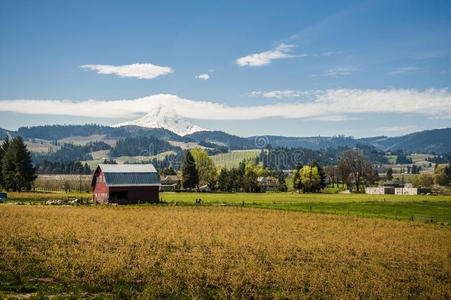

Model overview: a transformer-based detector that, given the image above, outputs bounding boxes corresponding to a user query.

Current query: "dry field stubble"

[0,205,450,298]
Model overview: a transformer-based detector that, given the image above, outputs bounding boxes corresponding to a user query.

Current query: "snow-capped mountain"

[113,105,208,136]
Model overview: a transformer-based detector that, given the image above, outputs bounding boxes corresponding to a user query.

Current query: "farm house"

[91,164,160,204]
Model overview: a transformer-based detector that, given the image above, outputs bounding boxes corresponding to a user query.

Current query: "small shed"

[91,164,160,204]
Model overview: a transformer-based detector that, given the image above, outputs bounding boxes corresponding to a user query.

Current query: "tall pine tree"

[2,136,36,191]
[181,150,198,191]
[0,136,9,188]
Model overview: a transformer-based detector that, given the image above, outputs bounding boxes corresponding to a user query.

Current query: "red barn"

[91,164,160,204]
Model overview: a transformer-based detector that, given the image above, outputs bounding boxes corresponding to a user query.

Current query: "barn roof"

[94,164,160,187]
[99,164,157,173]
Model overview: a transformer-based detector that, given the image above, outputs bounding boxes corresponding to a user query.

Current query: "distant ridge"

[2,125,451,154]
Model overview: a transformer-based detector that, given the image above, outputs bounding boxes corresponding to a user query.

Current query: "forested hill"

[0,128,12,140]
[16,125,186,142]
[186,128,451,154]
[359,128,451,153]
[1,125,451,154]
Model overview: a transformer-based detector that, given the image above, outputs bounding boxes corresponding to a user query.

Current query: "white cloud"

[249,90,302,99]
[195,73,209,80]
[325,66,358,76]
[80,63,173,79]
[1,89,451,121]
[310,115,360,122]
[236,43,306,67]
[379,125,422,134]
[387,67,418,76]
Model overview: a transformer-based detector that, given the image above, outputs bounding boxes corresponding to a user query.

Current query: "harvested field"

[0,205,449,298]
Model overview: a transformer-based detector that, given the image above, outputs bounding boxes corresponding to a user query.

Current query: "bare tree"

[338,150,375,192]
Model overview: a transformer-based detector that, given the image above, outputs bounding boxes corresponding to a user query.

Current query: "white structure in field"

[365,187,419,195]
[365,187,385,194]
[394,188,418,195]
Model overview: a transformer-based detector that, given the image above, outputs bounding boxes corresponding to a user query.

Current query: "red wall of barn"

[109,186,159,204]
[92,170,109,203]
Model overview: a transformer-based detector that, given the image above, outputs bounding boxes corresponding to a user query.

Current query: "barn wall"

[109,186,159,204]
[93,170,109,203]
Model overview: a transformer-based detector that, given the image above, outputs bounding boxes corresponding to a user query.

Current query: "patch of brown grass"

[0,205,449,298]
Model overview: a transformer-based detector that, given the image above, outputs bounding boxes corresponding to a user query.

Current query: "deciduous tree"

[338,150,374,192]
[299,166,321,193]
[190,147,217,189]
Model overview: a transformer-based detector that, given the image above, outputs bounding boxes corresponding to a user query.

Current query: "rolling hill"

[1,125,451,154]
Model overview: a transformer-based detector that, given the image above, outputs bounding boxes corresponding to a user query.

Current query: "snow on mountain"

[112,105,208,136]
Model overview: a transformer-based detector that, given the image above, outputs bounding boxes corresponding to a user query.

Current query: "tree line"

[178,147,377,193]
[321,150,378,192]
[110,136,180,157]
[0,136,36,191]
[35,160,91,175]
[180,147,274,192]
[256,144,388,170]
[32,141,111,163]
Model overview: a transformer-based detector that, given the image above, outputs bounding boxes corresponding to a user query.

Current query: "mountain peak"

[113,105,208,136]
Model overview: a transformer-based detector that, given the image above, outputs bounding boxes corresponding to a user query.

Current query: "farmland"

[5,191,451,223]
[211,150,260,168]
[0,205,450,299]
[159,192,451,223]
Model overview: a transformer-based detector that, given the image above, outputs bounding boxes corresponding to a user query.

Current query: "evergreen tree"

[2,136,36,191]
[0,136,10,188]
[445,159,451,179]
[181,150,198,191]
[277,173,288,192]
[217,168,231,192]
[386,168,393,180]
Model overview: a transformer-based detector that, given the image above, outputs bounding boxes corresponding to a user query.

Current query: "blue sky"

[0,0,450,137]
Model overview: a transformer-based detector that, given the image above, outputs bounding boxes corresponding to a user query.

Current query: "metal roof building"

[91,164,160,204]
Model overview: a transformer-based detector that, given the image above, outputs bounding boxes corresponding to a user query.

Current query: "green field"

[160,192,451,223]
[409,153,432,165]
[385,155,397,164]
[211,150,260,168]
[4,191,451,224]
[82,151,177,169]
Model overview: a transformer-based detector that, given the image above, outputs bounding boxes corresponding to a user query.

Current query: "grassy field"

[385,155,397,164]
[82,151,177,169]
[25,141,60,153]
[0,205,449,299]
[160,192,451,223]
[211,150,260,168]
[5,191,451,223]
[410,153,433,165]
